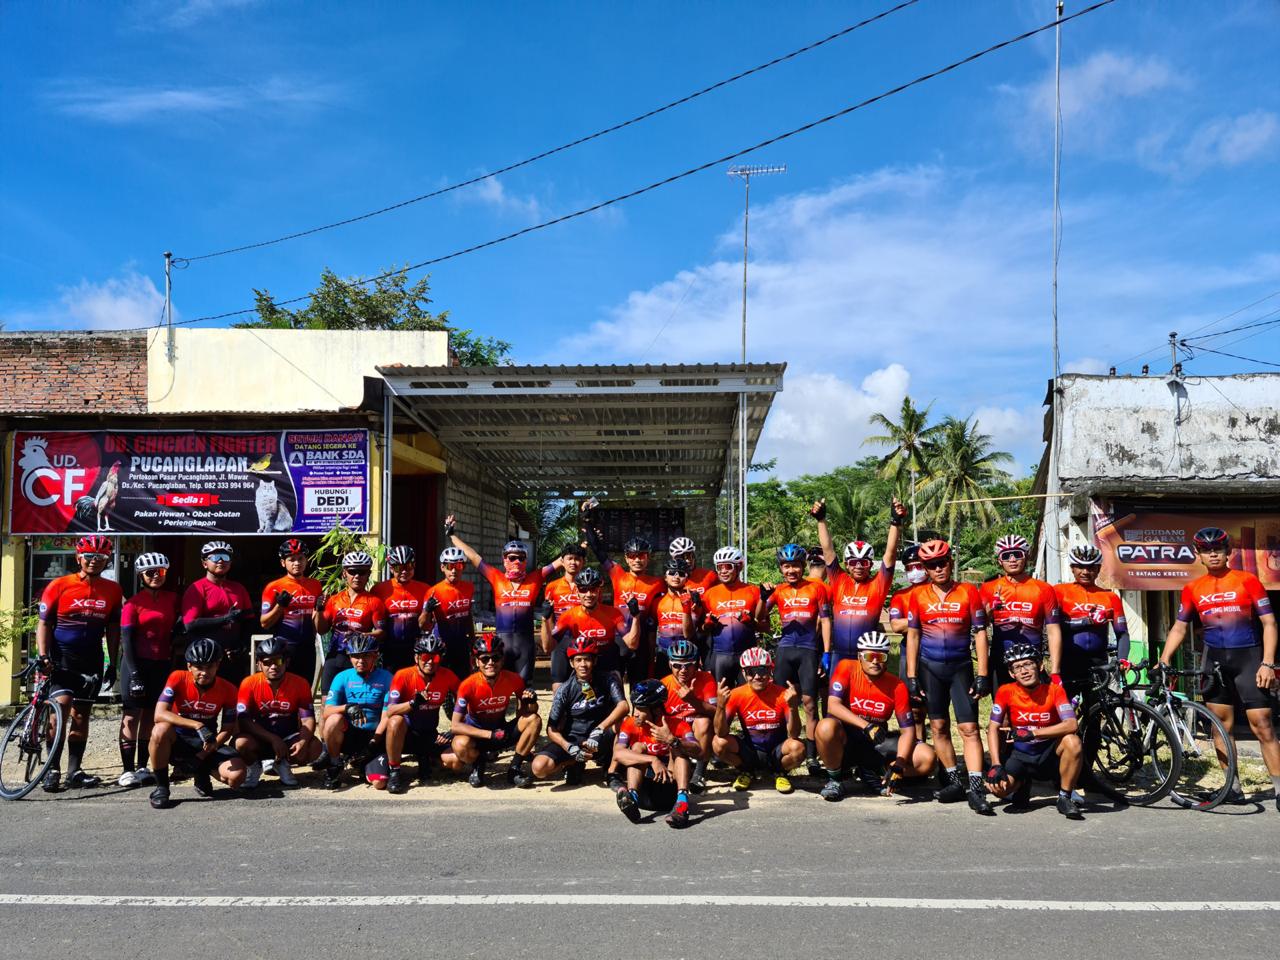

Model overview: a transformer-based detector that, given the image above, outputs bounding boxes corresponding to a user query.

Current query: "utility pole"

[163,250,176,362]
[1044,0,1066,584]
[727,163,785,555]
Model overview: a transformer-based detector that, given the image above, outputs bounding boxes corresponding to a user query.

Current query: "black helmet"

[414,635,444,657]
[473,634,505,659]
[255,637,289,660]
[185,638,223,665]
[664,557,691,576]
[630,679,667,709]
[901,542,921,564]
[1192,526,1230,551]
[345,633,380,656]
[1004,642,1041,667]
[277,538,307,559]
[575,567,603,590]
[623,537,651,555]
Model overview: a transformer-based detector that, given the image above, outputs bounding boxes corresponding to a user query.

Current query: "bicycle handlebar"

[12,660,40,680]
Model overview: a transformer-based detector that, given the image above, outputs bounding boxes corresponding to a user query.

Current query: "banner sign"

[9,430,369,536]
[1091,499,1280,591]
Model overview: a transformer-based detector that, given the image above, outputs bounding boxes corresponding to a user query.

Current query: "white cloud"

[128,0,262,30]
[972,404,1044,475]
[46,76,342,124]
[1178,110,1280,173]
[1,270,169,330]
[1062,356,1110,375]
[463,178,543,219]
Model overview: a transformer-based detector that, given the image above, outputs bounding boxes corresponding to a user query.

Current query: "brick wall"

[0,333,148,414]
[443,450,512,623]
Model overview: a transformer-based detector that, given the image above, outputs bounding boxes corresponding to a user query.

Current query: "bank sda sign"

[9,430,369,536]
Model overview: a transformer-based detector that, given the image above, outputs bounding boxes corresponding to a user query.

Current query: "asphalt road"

[2,762,1277,960]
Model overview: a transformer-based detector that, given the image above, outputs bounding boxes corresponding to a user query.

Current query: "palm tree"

[513,495,582,565]
[865,396,942,539]
[914,416,1013,540]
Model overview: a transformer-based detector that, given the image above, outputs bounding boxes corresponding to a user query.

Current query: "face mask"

[906,568,928,585]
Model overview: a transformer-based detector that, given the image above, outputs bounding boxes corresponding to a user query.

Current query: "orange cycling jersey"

[1177,569,1273,649]
[907,582,988,663]
[544,577,583,618]
[454,670,525,726]
[828,563,894,659]
[722,682,792,747]
[236,672,315,730]
[388,665,460,731]
[322,590,388,654]
[479,562,554,636]
[372,578,431,647]
[159,670,237,728]
[1053,582,1128,655]
[39,573,123,656]
[261,574,322,647]
[766,580,830,649]
[686,567,718,597]
[606,564,664,628]
[991,681,1075,754]
[552,604,628,651]
[662,670,717,722]
[888,588,914,625]
[979,576,1060,651]
[829,658,913,728]
[702,582,762,654]
[654,591,694,645]
[426,579,474,640]
[616,715,696,757]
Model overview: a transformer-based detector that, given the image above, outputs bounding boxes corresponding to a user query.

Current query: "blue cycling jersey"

[324,667,393,732]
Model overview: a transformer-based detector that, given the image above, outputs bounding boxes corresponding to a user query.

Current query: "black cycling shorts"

[471,719,520,755]
[634,767,679,811]
[549,637,572,684]
[284,639,318,690]
[919,657,978,724]
[1004,746,1062,783]
[216,647,250,687]
[121,657,171,710]
[537,731,615,768]
[341,724,384,759]
[380,641,414,675]
[1205,645,1276,711]
[733,734,788,773]
[321,653,352,694]
[401,727,449,759]
[171,725,239,769]
[440,636,472,682]
[774,646,819,698]
[49,650,102,704]
[705,651,741,686]
[840,724,899,773]
[498,631,536,685]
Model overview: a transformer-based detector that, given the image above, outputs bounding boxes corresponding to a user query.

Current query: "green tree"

[914,416,1013,540]
[239,266,512,366]
[864,396,942,538]
[514,495,583,566]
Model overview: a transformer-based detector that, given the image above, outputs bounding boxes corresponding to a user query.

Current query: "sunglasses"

[259,657,286,667]
[206,553,231,564]
[998,551,1027,563]
[141,568,167,575]
[860,651,888,664]
[626,552,650,559]
[442,561,465,571]
[345,568,372,576]
[744,667,771,679]
[923,559,949,570]
[846,558,872,567]
[82,553,111,561]
[416,653,441,664]
[476,654,501,664]
[503,554,527,562]
[672,660,698,670]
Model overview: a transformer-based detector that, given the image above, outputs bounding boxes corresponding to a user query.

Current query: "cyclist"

[661,638,717,792]
[383,635,462,794]
[542,543,587,690]
[549,567,641,678]
[762,542,832,773]
[1159,526,1280,809]
[668,536,717,597]
[148,638,246,810]
[422,546,476,681]
[614,678,701,828]
[979,534,1062,688]
[813,497,908,672]
[888,543,927,635]
[320,634,393,790]
[584,527,664,685]
[712,647,806,793]
[181,540,255,685]
[816,631,936,801]
[372,544,432,673]
[532,636,629,785]
[904,539,993,814]
[314,550,388,694]
[985,643,1084,819]
[1053,544,1129,701]
[37,535,122,791]
[700,546,765,684]
[806,547,829,585]
[451,635,542,788]
[446,514,561,684]
[235,636,322,789]
[117,550,179,788]
[260,539,323,688]
[652,557,697,679]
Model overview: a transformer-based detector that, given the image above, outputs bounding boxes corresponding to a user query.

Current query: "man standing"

[182,540,255,685]
[260,539,322,688]
[979,534,1062,688]
[373,545,432,673]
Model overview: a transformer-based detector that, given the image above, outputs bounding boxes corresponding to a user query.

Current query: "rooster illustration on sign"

[74,461,121,531]
[248,453,294,533]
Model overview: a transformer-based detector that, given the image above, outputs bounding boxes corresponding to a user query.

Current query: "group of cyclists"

[32,496,1279,826]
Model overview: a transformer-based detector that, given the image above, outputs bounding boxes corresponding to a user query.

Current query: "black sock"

[968,771,983,789]
[154,766,170,790]
[119,738,137,773]
[805,738,817,760]
[67,737,87,776]
[1059,788,1070,799]
[139,741,151,771]
[510,752,528,770]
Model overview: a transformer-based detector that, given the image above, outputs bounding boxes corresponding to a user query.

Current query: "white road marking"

[0,894,1277,911]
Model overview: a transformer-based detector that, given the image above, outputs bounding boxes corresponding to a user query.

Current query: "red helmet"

[277,538,308,559]
[565,636,598,659]
[472,634,505,660]
[75,536,112,556]
[917,539,952,562]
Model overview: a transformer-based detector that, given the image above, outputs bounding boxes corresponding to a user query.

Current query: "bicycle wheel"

[0,700,65,800]
[1083,699,1182,805]
[1165,698,1237,811]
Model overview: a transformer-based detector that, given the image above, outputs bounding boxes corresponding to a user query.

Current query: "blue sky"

[3,0,1278,476]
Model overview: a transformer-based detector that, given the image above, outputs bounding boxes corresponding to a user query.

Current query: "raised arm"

[444,514,483,568]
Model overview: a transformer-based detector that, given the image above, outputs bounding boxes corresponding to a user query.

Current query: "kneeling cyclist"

[235,637,322,788]
[661,638,717,792]
[148,639,246,809]
[383,636,462,794]
[985,643,1083,819]
[533,637,629,785]
[816,632,936,801]
[713,647,806,793]
[451,635,542,788]
[614,678,701,828]
[321,634,393,790]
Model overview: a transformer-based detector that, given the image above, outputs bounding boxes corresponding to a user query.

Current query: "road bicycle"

[0,659,66,800]
[1141,664,1237,811]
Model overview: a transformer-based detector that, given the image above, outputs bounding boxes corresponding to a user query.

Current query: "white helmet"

[439,546,467,564]
[669,536,696,558]
[995,534,1030,557]
[201,540,233,557]
[135,552,169,571]
[341,550,374,569]
[843,540,875,563]
[386,545,415,566]
[1068,543,1103,566]
[713,546,743,566]
[857,631,892,653]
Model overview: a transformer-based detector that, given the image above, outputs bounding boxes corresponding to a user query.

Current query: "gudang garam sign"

[1091,500,1280,591]
[9,430,368,536]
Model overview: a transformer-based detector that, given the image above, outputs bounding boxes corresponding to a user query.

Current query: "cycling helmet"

[414,635,444,657]
[664,557,691,576]
[667,639,699,664]
[776,543,807,565]
[901,543,921,565]
[565,636,598,659]
[857,631,892,653]
[1004,642,1041,667]
[739,646,774,671]
[185,638,223,665]
[472,634,505,659]
[502,540,529,558]
[843,540,876,563]
[135,551,169,571]
[560,542,587,559]
[995,534,1030,557]
[669,536,696,558]
[1068,543,1103,567]
[345,633,380,655]
[439,546,466,564]
[575,567,603,590]
[277,538,307,559]
[630,679,667,709]
[1193,527,1231,551]
[255,637,289,660]
[387,545,415,566]
[623,536,652,555]
[75,535,112,556]
[917,539,952,562]
[341,550,373,570]
[713,546,744,566]
[201,540,233,558]
[806,547,825,565]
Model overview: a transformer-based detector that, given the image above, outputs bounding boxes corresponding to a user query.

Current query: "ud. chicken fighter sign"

[9,430,368,536]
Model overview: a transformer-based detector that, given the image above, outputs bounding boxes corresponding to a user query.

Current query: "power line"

[1183,343,1280,369]
[174,0,923,264]
[1114,288,1280,368]
[1180,307,1280,344]
[142,0,1119,330]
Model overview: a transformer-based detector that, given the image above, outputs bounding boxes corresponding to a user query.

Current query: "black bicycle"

[0,660,67,800]
[1143,664,1237,811]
